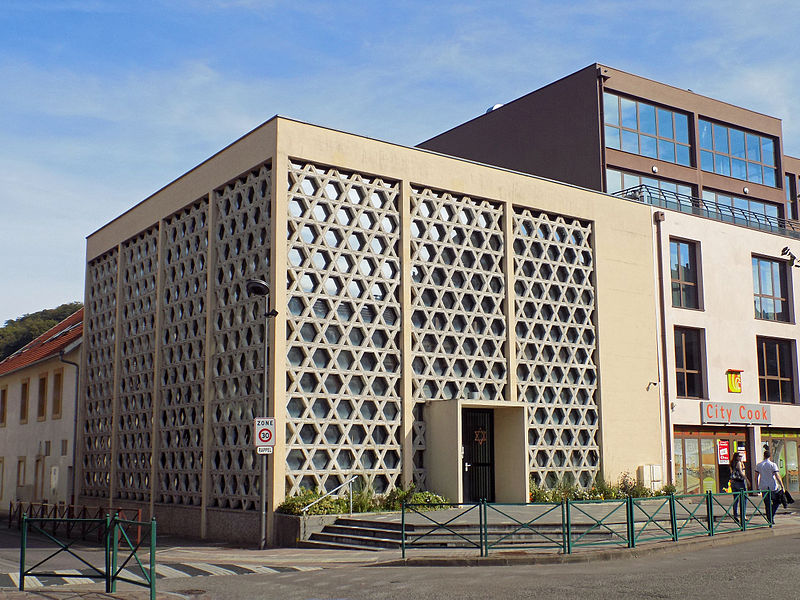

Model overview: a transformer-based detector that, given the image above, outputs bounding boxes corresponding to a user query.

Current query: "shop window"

[670,239,700,309]
[674,327,705,398]
[52,370,63,419]
[757,337,795,404]
[752,256,790,322]
[20,380,29,424]
[37,375,47,421]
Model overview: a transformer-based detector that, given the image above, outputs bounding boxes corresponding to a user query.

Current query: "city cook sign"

[701,401,771,425]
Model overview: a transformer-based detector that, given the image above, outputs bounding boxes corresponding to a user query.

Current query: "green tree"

[0,302,83,361]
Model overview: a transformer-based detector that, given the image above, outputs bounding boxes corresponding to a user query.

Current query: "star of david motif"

[474,427,487,446]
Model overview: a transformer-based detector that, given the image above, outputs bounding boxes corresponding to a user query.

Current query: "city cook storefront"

[673,401,771,494]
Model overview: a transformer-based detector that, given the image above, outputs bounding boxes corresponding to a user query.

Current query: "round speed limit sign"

[253,417,276,450]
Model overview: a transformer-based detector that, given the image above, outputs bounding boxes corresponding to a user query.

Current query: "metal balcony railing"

[614,185,800,240]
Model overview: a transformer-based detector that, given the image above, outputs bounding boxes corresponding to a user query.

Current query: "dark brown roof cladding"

[0,308,83,377]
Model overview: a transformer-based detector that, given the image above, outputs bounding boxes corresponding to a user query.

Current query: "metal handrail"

[300,474,360,515]
[614,184,800,239]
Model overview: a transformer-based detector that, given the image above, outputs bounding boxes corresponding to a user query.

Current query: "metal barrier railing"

[18,512,156,599]
[402,502,484,557]
[614,185,800,239]
[484,502,565,554]
[9,501,142,544]
[401,490,776,557]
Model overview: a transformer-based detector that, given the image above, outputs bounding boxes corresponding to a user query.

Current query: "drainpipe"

[653,211,674,485]
[59,350,80,505]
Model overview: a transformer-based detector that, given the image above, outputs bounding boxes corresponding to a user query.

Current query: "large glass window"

[606,168,693,196]
[702,190,780,221]
[752,256,790,321]
[757,337,795,404]
[604,92,691,166]
[787,173,798,221]
[670,239,700,309]
[675,327,704,398]
[699,119,777,187]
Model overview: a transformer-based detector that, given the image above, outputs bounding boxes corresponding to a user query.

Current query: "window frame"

[699,118,778,187]
[752,255,791,322]
[52,369,63,420]
[669,238,701,310]
[17,457,26,487]
[20,379,29,425]
[674,327,706,399]
[0,386,6,427]
[603,92,692,167]
[756,336,796,404]
[37,373,48,422]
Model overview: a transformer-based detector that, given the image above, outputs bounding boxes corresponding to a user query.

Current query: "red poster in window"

[718,440,730,463]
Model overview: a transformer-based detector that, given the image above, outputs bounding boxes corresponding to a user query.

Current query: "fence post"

[112,513,120,593]
[627,497,635,549]
[401,501,406,559]
[565,500,572,554]
[739,491,746,532]
[150,518,157,600]
[669,494,677,542]
[479,500,486,558]
[104,514,112,593]
[706,491,714,537]
[19,515,27,591]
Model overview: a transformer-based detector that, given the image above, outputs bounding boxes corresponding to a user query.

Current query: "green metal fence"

[401,490,775,558]
[18,513,156,599]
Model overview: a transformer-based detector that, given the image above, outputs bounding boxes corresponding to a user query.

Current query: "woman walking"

[730,452,749,522]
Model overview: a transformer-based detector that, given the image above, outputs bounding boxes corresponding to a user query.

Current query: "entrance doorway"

[462,408,495,502]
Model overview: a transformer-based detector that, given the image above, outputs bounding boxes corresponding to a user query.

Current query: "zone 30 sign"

[254,418,276,455]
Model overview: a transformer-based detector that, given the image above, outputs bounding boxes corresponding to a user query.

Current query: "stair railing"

[301,474,361,516]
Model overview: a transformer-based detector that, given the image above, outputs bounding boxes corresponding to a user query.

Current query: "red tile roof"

[0,308,83,377]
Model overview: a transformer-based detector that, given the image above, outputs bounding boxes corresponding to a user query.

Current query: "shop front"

[761,429,800,493]
[673,427,748,494]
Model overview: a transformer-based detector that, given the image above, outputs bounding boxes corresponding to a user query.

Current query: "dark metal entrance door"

[462,408,495,502]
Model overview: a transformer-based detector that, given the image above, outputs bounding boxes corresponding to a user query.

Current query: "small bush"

[277,481,449,516]
[529,472,662,502]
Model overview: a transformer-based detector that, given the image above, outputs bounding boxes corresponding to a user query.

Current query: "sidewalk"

[2,507,799,599]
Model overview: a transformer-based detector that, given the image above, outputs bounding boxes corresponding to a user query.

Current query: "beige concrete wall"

[274,118,663,486]
[0,349,80,505]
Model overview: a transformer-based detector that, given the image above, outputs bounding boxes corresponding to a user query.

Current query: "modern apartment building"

[0,310,82,505]
[421,64,800,494]
[78,117,664,543]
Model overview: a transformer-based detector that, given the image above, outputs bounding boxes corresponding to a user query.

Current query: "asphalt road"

[149,528,800,600]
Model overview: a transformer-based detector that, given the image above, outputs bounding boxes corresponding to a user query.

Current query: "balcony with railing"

[614,185,800,240]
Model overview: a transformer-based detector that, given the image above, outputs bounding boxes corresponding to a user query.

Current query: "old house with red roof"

[0,309,82,505]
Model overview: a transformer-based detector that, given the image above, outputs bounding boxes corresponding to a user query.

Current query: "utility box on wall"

[637,464,663,490]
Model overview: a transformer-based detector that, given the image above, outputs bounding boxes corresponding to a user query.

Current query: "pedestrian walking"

[729,452,748,522]
[755,447,785,522]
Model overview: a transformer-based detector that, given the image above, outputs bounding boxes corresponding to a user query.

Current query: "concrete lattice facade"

[79,118,661,542]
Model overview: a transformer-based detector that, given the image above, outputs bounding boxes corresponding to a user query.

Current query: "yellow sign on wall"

[726,370,743,393]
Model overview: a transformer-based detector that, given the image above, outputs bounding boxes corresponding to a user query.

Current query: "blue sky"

[2,0,799,324]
